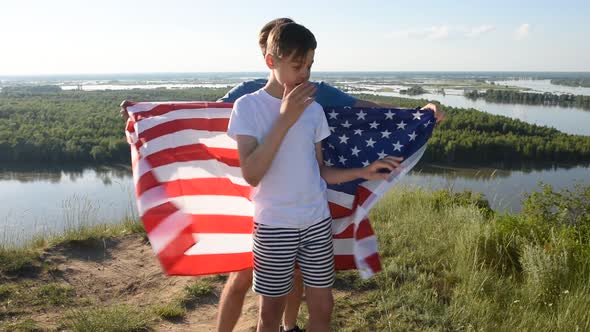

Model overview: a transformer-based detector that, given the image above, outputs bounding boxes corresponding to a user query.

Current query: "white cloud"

[428,26,450,39]
[392,24,495,40]
[465,25,495,38]
[514,23,530,40]
[393,25,451,40]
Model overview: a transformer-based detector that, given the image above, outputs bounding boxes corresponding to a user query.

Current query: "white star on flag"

[365,138,376,148]
[354,129,363,136]
[408,131,417,141]
[351,146,361,156]
[342,120,352,128]
[362,160,370,167]
[412,110,424,120]
[339,134,349,144]
[369,121,380,129]
[338,155,347,165]
[356,110,367,120]
[397,121,407,130]
[325,159,334,166]
[424,120,432,127]
[329,126,335,133]
[393,141,403,151]
[384,110,395,120]
[377,150,388,159]
[328,110,338,119]
[381,130,391,139]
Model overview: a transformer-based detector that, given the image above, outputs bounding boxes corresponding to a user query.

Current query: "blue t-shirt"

[218,79,357,107]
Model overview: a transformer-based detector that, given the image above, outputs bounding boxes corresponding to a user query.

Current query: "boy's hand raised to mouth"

[279,82,316,127]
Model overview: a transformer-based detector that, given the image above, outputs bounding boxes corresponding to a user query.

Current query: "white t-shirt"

[227,88,331,228]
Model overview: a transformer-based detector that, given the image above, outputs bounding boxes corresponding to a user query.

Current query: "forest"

[1,87,590,164]
[464,89,590,109]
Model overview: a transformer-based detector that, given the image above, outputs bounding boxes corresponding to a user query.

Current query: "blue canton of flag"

[322,106,436,196]
[321,106,436,278]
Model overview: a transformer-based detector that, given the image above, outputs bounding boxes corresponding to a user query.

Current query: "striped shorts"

[252,217,335,297]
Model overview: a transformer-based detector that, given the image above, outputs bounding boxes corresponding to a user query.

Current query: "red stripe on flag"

[132,103,233,122]
[146,144,240,168]
[190,215,253,234]
[136,171,161,197]
[334,255,356,270]
[333,224,354,239]
[141,202,179,234]
[355,218,375,240]
[137,118,230,149]
[166,252,254,276]
[156,225,198,272]
[165,178,251,199]
[328,202,353,219]
[364,253,382,274]
[356,186,374,207]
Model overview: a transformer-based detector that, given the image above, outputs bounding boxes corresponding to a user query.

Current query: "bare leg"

[305,286,333,332]
[216,269,253,332]
[282,269,304,330]
[258,295,288,332]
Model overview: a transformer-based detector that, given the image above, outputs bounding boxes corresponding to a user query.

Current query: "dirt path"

[2,234,260,331]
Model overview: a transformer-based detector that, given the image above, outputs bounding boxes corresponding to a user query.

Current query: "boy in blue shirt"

[217,18,443,332]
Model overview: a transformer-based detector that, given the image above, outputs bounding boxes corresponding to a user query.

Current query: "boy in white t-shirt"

[227,22,402,332]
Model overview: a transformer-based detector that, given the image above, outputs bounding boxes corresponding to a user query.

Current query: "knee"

[259,298,285,328]
[318,297,334,317]
[226,270,253,295]
[310,294,333,319]
[259,308,283,328]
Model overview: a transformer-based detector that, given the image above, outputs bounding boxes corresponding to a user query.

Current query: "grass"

[64,305,153,332]
[152,278,217,321]
[35,283,74,306]
[322,186,590,331]
[0,318,42,332]
[2,185,590,330]
[0,218,145,276]
[0,247,40,275]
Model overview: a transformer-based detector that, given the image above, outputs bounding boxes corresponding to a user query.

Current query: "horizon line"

[2,70,590,78]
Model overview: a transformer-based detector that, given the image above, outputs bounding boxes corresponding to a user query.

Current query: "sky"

[1,0,589,75]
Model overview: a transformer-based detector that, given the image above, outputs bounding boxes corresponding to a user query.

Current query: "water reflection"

[1,162,588,245]
[0,164,136,246]
[0,163,131,184]
[403,162,589,213]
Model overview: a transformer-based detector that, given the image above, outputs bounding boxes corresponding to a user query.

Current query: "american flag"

[124,101,435,278]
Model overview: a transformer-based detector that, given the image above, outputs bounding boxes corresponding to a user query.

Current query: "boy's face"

[271,49,315,87]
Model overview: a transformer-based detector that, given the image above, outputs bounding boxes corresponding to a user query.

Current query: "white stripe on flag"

[327,189,355,209]
[138,108,232,131]
[127,103,158,114]
[139,130,235,157]
[149,210,191,254]
[150,160,247,186]
[169,195,253,216]
[184,233,253,255]
[138,185,168,216]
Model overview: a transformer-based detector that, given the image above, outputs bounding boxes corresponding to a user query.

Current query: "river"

[1,162,587,246]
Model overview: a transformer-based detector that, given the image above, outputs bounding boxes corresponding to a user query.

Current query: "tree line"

[550,78,590,88]
[464,89,590,110]
[1,88,590,164]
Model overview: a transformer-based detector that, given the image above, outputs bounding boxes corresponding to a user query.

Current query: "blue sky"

[1,0,589,75]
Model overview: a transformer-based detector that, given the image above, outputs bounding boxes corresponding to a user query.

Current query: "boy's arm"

[355,100,445,123]
[235,120,290,187]
[318,82,445,123]
[315,143,403,184]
